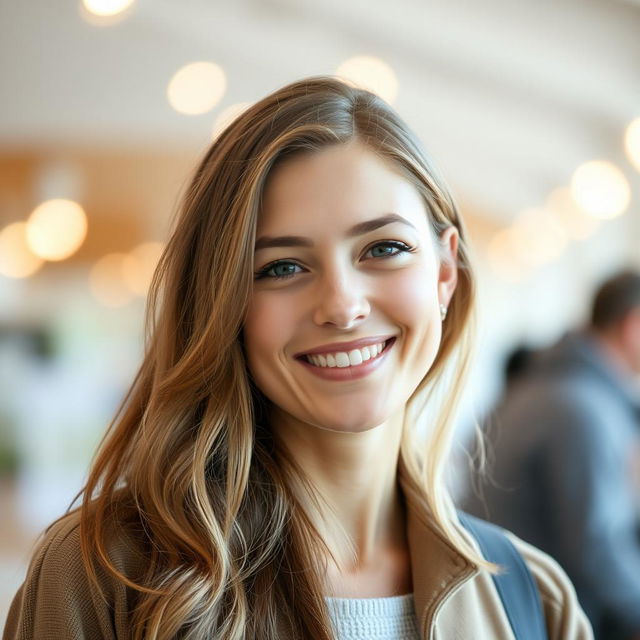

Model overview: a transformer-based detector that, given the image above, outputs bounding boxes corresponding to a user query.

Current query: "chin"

[308,411,392,434]
[319,423,382,434]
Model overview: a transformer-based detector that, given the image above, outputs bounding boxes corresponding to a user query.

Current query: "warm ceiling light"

[82,0,134,17]
[546,187,600,240]
[122,241,164,296]
[212,102,251,139]
[335,56,398,104]
[624,117,640,173]
[26,199,88,261]
[570,160,631,219]
[89,253,134,307]
[167,62,227,115]
[0,222,44,279]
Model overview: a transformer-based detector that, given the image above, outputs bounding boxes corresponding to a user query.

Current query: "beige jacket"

[3,490,593,640]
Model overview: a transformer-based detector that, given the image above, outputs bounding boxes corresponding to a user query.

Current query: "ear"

[437,226,459,308]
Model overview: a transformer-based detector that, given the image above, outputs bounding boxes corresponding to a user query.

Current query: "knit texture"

[325,593,420,640]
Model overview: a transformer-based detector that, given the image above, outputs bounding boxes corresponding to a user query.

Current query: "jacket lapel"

[404,486,479,638]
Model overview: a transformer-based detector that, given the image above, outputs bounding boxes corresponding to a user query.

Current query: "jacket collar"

[401,475,479,636]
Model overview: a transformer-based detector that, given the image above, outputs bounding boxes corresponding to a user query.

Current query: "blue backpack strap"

[457,511,548,640]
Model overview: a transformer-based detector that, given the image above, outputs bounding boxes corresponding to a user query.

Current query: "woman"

[4,76,592,639]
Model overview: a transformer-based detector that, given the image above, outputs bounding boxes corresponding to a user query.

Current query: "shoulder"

[505,531,594,639]
[28,507,144,593]
[19,510,92,599]
[456,513,593,638]
[4,508,144,640]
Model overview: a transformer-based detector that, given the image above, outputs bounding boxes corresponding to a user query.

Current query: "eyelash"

[254,241,417,281]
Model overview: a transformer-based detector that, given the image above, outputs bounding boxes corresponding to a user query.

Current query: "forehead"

[258,143,430,235]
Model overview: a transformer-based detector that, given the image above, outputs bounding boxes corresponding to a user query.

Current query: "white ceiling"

[0,0,639,223]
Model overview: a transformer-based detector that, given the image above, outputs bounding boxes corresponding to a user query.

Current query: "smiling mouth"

[299,338,395,368]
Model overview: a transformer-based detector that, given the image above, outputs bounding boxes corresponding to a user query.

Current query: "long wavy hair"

[74,76,484,639]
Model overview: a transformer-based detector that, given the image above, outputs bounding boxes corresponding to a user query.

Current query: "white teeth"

[305,341,387,368]
[335,352,350,367]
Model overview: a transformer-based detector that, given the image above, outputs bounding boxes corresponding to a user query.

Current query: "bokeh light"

[89,253,135,307]
[0,222,44,279]
[624,117,640,173]
[122,241,164,296]
[335,56,398,104]
[546,187,600,240]
[570,160,631,219]
[511,207,568,267]
[26,199,88,261]
[167,62,227,115]
[27,199,87,261]
[82,0,135,17]
[485,205,572,282]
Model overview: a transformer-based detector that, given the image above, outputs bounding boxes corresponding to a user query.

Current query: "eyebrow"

[254,213,417,252]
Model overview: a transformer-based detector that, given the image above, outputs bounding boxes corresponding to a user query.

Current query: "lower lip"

[296,338,396,381]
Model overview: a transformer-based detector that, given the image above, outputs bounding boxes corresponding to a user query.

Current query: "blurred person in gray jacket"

[464,269,640,640]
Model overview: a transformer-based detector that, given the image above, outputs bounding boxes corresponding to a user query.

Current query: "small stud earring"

[439,303,448,321]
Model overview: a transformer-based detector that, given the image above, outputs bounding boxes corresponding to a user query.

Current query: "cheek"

[243,293,295,375]
[382,267,442,370]
[381,265,439,332]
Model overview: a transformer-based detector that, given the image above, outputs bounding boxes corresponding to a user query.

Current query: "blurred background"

[1,0,639,622]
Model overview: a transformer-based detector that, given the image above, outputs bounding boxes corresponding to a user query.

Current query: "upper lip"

[294,335,395,358]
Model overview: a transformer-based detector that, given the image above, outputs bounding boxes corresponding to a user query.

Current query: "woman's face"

[243,142,458,433]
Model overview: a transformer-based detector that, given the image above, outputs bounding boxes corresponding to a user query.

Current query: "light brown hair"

[74,76,485,639]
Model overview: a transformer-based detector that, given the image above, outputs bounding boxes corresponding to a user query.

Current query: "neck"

[271,408,408,571]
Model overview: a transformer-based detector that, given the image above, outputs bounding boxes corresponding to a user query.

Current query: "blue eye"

[254,241,415,281]
[366,241,413,258]
[254,261,302,280]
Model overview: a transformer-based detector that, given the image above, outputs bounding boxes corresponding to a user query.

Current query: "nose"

[312,267,371,329]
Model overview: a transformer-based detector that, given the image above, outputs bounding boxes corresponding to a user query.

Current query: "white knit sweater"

[325,593,420,639]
